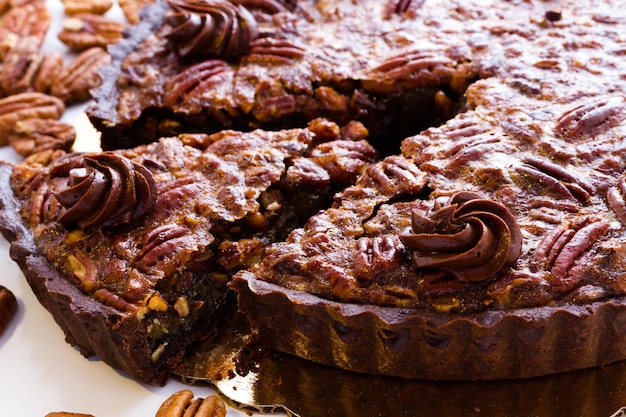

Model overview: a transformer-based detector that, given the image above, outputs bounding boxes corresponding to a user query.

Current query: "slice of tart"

[0,119,376,384]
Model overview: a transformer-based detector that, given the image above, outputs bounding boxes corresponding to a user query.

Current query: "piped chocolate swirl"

[164,0,259,60]
[52,152,157,230]
[400,191,522,282]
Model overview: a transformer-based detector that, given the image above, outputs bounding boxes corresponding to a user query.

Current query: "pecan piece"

[156,390,226,417]
[0,92,65,146]
[61,0,113,15]
[58,13,124,50]
[45,412,95,417]
[50,47,111,104]
[0,285,17,336]
[7,118,76,157]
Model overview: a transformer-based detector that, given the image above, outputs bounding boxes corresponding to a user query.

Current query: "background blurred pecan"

[0,92,65,145]
[0,36,64,96]
[50,47,111,104]
[0,285,17,337]
[0,2,50,48]
[7,117,75,157]
[61,0,113,15]
[58,13,124,50]
[118,0,155,23]
[156,390,226,417]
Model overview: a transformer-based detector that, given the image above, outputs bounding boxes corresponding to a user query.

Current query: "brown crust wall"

[231,271,626,380]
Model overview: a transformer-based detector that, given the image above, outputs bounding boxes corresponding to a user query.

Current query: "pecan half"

[241,37,306,64]
[0,36,63,96]
[531,219,608,290]
[50,47,111,104]
[357,155,426,197]
[0,92,65,146]
[0,285,17,337]
[554,96,626,139]
[163,60,229,108]
[58,13,124,50]
[62,0,113,15]
[156,390,226,417]
[354,235,405,283]
[513,157,593,204]
[7,118,76,157]
[45,412,95,417]
[118,0,155,23]
[0,2,50,48]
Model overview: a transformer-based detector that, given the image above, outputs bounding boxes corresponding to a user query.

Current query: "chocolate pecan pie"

[87,0,478,153]
[0,120,376,384]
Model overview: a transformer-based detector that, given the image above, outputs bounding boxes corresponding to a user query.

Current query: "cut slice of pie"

[0,119,376,384]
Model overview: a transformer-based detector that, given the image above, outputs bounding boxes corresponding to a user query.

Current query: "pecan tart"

[0,120,376,384]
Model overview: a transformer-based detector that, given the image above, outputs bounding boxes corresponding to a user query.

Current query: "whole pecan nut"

[156,390,226,417]
[0,92,65,146]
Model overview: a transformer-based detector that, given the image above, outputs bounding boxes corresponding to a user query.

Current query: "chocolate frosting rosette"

[400,191,522,282]
[53,152,157,230]
[164,0,259,59]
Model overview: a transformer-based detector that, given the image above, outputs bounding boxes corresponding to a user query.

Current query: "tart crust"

[232,272,626,380]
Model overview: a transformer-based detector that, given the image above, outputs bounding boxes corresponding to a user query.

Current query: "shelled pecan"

[50,47,111,104]
[0,92,65,145]
[61,0,113,15]
[0,36,64,96]
[0,2,50,48]
[118,0,155,23]
[156,390,226,417]
[58,13,124,50]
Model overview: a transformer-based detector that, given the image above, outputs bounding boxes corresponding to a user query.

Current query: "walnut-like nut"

[0,285,17,336]
[0,92,65,146]
[58,13,124,50]
[45,413,95,417]
[50,47,111,104]
[0,3,50,48]
[118,0,155,23]
[156,390,227,417]
[7,117,76,157]
[62,0,113,15]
